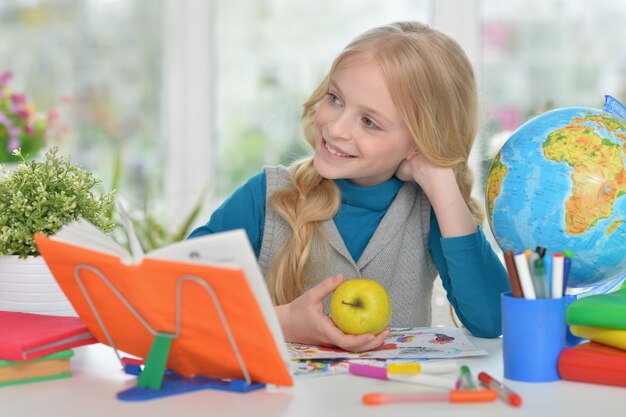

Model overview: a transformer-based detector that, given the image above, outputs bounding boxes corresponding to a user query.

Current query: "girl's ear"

[406,147,419,160]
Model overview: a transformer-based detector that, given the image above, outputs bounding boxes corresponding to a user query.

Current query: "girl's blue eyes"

[326,92,380,130]
[327,92,341,104]
[362,117,379,130]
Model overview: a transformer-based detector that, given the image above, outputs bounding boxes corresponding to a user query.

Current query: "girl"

[190,21,510,352]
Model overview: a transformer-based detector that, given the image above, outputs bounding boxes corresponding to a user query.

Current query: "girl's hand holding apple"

[329,278,392,335]
[274,274,389,353]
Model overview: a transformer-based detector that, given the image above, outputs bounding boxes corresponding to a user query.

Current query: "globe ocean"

[486,107,626,289]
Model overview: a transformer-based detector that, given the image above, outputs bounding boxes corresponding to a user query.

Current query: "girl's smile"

[322,137,356,158]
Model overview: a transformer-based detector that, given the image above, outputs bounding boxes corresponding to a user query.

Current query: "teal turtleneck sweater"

[189,171,509,337]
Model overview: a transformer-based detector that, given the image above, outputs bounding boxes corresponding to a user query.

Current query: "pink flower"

[0,70,11,86]
[7,137,20,152]
[0,115,13,129]
[11,93,27,106]
[48,108,59,123]
[0,70,59,161]
[9,127,20,139]
[17,109,31,121]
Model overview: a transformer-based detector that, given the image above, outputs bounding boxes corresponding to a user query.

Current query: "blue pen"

[562,258,571,297]
[562,250,573,296]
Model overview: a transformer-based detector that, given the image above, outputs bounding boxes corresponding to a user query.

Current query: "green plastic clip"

[137,332,175,390]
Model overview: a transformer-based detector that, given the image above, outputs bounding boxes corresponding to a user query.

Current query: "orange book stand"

[34,233,292,400]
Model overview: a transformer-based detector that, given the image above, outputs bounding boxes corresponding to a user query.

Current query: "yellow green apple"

[329,278,392,335]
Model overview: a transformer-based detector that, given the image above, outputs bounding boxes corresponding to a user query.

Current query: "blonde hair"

[267,21,482,305]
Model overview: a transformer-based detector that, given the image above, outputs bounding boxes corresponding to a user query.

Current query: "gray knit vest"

[258,166,438,327]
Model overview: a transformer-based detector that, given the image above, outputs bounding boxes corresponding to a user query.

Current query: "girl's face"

[313,56,415,186]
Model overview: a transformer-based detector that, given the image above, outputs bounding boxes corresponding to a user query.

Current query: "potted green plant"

[0,147,115,315]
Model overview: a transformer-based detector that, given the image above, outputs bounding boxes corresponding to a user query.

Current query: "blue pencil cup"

[502,292,567,382]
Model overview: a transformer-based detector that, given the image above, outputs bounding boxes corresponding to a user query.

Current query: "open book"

[34,219,292,387]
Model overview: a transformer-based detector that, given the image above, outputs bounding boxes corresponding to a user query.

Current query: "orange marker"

[362,389,497,405]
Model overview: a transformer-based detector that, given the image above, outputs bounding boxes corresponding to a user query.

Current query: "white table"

[1,335,624,417]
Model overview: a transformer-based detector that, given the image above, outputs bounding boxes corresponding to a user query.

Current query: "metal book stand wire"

[73,264,265,401]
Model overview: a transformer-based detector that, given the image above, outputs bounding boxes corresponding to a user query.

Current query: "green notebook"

[0,349,74,387]
[566,284,626,330]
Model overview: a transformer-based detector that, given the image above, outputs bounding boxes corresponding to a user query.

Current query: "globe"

[485,106,626,290]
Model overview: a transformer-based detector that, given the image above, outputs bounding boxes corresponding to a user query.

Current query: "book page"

[52,220,128,259]
[147,229,288,361]
[115,196,144,262]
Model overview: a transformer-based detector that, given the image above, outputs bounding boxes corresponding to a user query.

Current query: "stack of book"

[1,350,74,387]
[0,311,96,387]
[559,283,626,387]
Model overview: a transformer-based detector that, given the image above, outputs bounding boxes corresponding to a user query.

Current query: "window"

[1,0,434,234]
[479,0,626,169]
[214,0,432,197]
[0,0,163,208]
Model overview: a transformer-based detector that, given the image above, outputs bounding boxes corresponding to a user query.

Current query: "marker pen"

[363,389,497,405]
[551,253,564,299]
[532,258,549,298]
[387,361,459,375]
[514,252,536,299]
[349,363,456,389]
[562,250,573,296]
[457,365,477,390]
[478,372,522,407]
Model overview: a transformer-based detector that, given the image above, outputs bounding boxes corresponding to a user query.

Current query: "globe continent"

[486,107,626,289]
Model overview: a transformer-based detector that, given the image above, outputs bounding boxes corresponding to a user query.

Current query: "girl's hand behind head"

[394,149,456,196]
[394,149,419,182]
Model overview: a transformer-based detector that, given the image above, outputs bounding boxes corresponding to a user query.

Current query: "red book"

[0,311,97,361]
[558,341,626,387]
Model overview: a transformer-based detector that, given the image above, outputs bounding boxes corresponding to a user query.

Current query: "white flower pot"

[0,255,77,316]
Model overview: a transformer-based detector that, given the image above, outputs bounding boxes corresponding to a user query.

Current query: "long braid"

[267,160,340,305]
